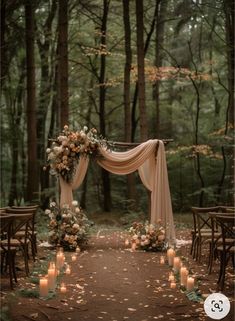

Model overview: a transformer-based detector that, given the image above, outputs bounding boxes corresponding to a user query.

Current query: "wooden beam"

[107,139,173,149]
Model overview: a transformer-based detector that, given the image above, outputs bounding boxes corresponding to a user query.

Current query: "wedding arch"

[58,139,176,244]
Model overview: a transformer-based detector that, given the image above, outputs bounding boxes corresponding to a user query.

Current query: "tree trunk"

[99,0,111,211]
[0,0,6,88]
[218,0,234,204]
[122,0,136,203]
[36,0,57,207]
[25,0,38,202]
[58,0,69,129]
[153,0,168,138]
[135,0,147,142]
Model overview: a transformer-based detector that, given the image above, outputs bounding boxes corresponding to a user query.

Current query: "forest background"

[0,0,234,217]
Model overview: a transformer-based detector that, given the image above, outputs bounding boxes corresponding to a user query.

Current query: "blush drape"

[59,139,175,243]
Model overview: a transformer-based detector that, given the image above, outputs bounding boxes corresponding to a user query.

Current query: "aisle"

[5,230,233,321]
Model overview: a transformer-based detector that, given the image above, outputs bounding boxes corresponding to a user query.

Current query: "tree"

[58,0,69,128]
[25,0,38,202]
[99,0,111,211]
[153,0,168,138]
[135,0,147,141]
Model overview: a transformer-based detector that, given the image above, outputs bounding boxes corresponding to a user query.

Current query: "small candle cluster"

[165,248,195,292]
[39,246,80,298]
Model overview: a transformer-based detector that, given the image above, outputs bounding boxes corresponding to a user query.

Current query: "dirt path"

[2,230,234,321]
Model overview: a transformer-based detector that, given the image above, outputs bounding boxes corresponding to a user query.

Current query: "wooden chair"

[190,207,219,260]
[215,215,235,290]
[0,215,17,289]
[6,207,38,260]
[1,213,33,276]
[207,212,235,274]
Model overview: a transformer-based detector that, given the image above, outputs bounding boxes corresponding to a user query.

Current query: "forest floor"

[1,212,235,321]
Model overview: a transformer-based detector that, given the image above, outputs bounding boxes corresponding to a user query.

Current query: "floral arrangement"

[128,221,166,251]
[45,200,90,251]
[45,125,107,183]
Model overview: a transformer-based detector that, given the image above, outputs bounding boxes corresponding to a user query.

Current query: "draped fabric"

[59,139,175,243]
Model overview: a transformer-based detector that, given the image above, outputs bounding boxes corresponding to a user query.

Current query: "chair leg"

[192,237,198,259]
[190,234,195,255]
[207,243,213,274]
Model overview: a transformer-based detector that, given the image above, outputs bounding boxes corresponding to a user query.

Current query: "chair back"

[191,207,219,236]
[0,215,13,250]
[6,208,37,232]
[215,215,235,252]
[9,213,33,244]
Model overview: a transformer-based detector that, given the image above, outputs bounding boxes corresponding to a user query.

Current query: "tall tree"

[122,0,136,203]
[25,0,38,202]
[36,0,57,207]
[153,0,168,138]
[99,0,111,211]
[135,0,147,141]
[58,0,69,128]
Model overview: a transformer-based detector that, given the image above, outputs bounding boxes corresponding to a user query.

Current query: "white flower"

[132,235,138,240]
[50,202,56,207]
[83,126,88,132]
[72,200,78,206]
[57,135,67,142]
[45,209,51,215]
[144,239,150,245]
[49,213,54,219]
[72,223,80,230]
[141,235,146,241]
[62,214,67,218]
[46,148,51,153]
[75,207,80,213]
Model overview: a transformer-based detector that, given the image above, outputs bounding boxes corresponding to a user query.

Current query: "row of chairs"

[0,205,38,289]
[190,206,235,290]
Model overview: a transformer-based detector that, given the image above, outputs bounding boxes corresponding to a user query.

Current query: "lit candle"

[65,265,71,275]
[167,248,175,266]
[168,272,175,282]
[131,242,136,251]
[76,247,81,254]
[186,276,195,291]
[60,282,67,293]
[170,281,176,289]
[173,257,181,273]
[47,267,56,291]
[160,256,165,264]
[39,277,48,297]
[71,254,77,261]
[56,251,65,269]
[125,239,130,247]
[180,267,188,287]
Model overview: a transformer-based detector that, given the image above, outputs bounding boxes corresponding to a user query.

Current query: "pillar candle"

[76,247,81,254]
[39,277,48,297]
[173,257,181,272]
[167,248,175,266]
[170,281,176,289]
[47,267,56,291]
[131,242,136,251]
[125,239,130,247]
[180,267,188,287]
[168,272,175,282]
[160,256,165,264]
[65,265,71,275]
[56,251,65,269]
[71,254,77,261]
[60,282,67,293]
[186,276,195,291]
